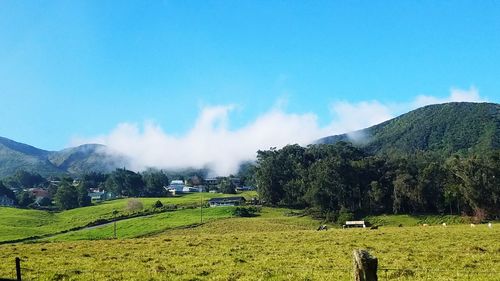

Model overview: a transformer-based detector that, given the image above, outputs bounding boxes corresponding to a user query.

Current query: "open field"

[0,192,255,242]
[0,209,498,281]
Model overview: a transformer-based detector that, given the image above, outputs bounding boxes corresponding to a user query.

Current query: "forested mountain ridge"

[0,136,62,177]
[0,137,127,178]
[318,102,500,157]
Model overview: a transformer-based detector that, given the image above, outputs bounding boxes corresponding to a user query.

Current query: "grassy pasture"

[0,192,253,242]
[43,207,235,241]
[0,210,498,281]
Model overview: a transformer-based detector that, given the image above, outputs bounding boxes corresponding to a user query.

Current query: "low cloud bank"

[73,87,485,175]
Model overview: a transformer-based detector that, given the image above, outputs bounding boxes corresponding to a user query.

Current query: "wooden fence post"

[353,249,377,281]
[15,257,21,281]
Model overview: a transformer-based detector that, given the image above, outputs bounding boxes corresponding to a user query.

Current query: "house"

[28,188,50,199]
[0,195,15,207]
[167,180,185,194]
[208,196,246,207]
[205,177,242,192]
[88,191,116,201]
[182,186,204,193]
[204,178,221,190]
[343,221,367,228]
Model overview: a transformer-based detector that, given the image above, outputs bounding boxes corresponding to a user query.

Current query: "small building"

[88,191,116,201]
[343,221,367,228]
[204,177,221,190]
[167,180,185,194]
[28,188,50,199]
[182,186,204,193]
[0,195,15,207]
[208,197,246,207]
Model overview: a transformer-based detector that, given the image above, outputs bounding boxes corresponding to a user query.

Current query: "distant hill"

[0,137,128,178]
[48,144,129,175]
[317,102,500,157]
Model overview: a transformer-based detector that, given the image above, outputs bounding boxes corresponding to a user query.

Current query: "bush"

[336,207,355,225]
[153,200,163,209]
[126,199,144,212]
[232,206,261,217]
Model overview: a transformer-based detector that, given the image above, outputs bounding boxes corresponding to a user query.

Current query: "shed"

[343,221,367,228]
[208,197,246,207]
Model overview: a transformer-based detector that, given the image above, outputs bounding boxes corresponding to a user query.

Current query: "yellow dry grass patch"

[0,212,498,281]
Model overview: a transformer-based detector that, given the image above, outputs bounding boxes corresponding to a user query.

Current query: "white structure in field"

[343,221,366,228]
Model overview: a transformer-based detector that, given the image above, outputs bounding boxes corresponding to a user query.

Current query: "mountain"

[0,137,128,178]
[0,136,62,177]
[317,102,500,157]
[48,144,129,175]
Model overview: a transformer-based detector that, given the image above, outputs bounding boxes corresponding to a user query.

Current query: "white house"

[167,180,185,195]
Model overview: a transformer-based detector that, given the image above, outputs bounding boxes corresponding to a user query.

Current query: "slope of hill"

[0,137,63,177]
[318,102,500,157]
[0,137,127,178]
[48,144,128,175]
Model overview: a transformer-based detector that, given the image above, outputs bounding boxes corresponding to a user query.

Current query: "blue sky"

[1,1,499,171]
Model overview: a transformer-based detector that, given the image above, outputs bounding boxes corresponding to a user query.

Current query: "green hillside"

[48,144,128,174]
[0,192,254,242]
[0,138,127,178]
[318,102,500,157]
[0,136,63,177]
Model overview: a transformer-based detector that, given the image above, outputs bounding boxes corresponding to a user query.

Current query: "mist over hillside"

[0,102,498,178]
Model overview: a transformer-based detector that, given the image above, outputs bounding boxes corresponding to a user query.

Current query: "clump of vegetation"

[335,207,355,225]
[126,199,144,212]
[152,200,163,209]
[232,206,261,217]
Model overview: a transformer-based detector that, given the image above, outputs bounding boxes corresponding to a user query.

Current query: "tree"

[54,183,79,210]
[447,153,500,218]
[219,177,236,194]
[0,181,16,201]
[105,168,144,197]
[153,200,163,209]
[76,183,91,207]
[17,191,34,208]
[142,169,169,197]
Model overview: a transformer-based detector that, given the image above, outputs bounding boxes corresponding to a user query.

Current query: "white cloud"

[73,106,329,176]
[413,86,483,108]
[328,100,394,134]
[72,87,488,176]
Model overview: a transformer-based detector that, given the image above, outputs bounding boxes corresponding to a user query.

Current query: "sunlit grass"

[0,209,498,281]
[0,192,254,242]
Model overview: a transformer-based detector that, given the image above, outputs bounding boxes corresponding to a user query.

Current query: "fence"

[2,253,499,281]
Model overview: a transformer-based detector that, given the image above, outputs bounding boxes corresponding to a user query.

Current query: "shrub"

[232,206,261,217]
[153,200,163,209]
[336,207,355,225]
[126,199,144,212]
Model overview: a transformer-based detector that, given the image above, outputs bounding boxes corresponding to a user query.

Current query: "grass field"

[0,208,498,281]
[0,192,255,242]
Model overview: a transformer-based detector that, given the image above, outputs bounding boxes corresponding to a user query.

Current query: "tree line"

[0,169,186,210]
[254,142,499,223]
[0,167,247,210]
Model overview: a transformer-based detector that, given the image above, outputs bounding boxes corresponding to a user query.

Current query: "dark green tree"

[54,183,79,210]
[76,183,91,207]
[0,181,16,201]
[16,191,34,208]
[142,169,169,197]
[219,177,236,194]
[105,168,144,197]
